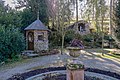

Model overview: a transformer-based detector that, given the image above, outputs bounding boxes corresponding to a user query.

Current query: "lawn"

[84,49,120,60]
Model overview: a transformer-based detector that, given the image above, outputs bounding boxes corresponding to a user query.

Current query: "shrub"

[64,30,75,46]
[49,31,62,48]
[82,34,93,42]
[65,30,83,46]
[81,33,102,48]
[49,30,80,48]
[0,25,25,63]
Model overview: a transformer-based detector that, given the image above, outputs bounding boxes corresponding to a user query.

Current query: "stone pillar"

[67,64,84,80]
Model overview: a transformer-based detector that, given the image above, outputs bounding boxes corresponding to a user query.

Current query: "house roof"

[24,19,48,31]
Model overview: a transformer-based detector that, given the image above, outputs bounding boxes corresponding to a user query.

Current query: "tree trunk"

[109,0,113,35]
[95,0,99,33]
[101,15,104,47]
[61,33,65,55]
[101,16,104,56]
[75,0,78,31]
[61,14,65,55]
[76,0,78,22]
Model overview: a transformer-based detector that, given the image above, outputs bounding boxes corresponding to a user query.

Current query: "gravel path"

[0,49,120,80]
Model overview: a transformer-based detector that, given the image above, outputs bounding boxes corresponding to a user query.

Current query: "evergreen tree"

[0,0,25,62]
[0,0,22,28]
[16,0,49,28]
[114,0,120,41]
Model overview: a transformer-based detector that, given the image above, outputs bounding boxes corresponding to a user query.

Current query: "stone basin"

[66,47,82,58]
[8,67,120,80]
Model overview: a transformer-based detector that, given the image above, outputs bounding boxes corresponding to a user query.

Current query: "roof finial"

[37,10,39,20]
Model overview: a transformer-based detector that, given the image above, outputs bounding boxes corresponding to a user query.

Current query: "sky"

[3,0,16,8]
[4,0,110,8]
[3,0,110,19]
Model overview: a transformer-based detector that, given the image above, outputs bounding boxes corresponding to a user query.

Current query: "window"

[38,35,44,41]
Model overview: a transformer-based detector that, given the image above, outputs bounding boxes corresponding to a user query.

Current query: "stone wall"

[70,21,90,35]
[77,23,90,35]
[34,30,48,52]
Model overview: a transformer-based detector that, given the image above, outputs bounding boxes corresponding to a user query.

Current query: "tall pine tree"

[114,0,120,41]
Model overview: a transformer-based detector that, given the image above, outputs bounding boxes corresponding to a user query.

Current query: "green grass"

[103,53,120,59]
[0,57,35,71]
[84,49,120,60]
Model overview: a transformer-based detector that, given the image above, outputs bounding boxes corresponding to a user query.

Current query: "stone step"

[21,50,39,57]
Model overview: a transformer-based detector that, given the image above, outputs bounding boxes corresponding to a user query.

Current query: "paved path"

[0,49,120,80]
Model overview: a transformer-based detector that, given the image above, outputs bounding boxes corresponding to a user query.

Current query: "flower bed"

[7,67,120,80]
[43,74,104,80]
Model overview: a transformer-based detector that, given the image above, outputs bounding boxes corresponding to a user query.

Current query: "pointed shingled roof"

[24,19,48,31]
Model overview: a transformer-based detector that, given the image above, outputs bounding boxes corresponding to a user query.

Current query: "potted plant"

[67,39,84,57]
